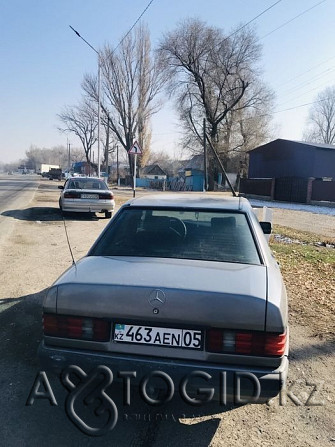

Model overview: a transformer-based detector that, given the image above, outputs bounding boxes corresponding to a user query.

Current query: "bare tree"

[25,145,85,169]
[303,86,335,144]
[158,18,273,187]
[69,147,86,163]
[58,100,98,167]
[82,24,165,176]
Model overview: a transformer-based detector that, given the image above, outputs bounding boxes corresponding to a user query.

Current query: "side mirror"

[260,221,272,234]
[58,185,64,190]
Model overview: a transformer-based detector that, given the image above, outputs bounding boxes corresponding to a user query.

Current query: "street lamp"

[69,26,101,178]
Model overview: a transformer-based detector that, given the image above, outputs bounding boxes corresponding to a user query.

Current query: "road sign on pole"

[128,141,142,197]
[128,141,142,155]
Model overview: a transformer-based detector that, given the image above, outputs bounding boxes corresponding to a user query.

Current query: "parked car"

[39,194,288,403]
[58,177,115,218]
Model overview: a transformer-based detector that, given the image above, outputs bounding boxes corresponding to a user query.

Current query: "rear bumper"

[61,199,115,213]
[38,342,288,404]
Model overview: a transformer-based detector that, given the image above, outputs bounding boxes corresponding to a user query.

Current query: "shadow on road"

[289,336,335,361]
[0,289,47,366]
[0,289,235,446]
[1,208,106,222]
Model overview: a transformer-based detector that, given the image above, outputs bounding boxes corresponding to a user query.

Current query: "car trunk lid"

[55,256,267,331]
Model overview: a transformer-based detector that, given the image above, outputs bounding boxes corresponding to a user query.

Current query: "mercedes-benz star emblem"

[148,289,166,307]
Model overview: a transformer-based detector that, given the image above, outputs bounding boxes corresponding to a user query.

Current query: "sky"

[1,0,335,164]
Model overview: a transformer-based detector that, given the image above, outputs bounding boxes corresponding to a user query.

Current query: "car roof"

[67,176,103,180]
[124,193,251,211]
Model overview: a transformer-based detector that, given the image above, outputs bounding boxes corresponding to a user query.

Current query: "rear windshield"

[66,179,108,190]
[91,207,261,265]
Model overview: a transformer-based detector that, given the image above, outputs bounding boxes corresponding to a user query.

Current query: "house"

[182,155,205,191]
[248,139,335,179]
[72,161,92,176]
[182,154,237,191]
[136,164,167,189]
[140,164,167,180]
[241,139,335,203]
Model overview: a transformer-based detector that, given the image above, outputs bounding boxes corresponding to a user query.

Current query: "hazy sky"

[1,0,334,163]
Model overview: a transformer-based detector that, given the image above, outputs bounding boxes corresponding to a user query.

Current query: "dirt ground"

[0,181,334,446]
[271,208,335,240]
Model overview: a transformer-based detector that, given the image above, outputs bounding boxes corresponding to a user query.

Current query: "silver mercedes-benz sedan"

[58,177,115,218]
[39,194,288,404]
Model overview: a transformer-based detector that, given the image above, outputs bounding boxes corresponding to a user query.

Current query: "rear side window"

[90,208,261,265]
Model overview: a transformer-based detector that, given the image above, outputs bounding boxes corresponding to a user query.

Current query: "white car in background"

[58,177,115,218]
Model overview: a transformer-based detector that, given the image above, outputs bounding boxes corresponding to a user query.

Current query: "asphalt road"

[0,174,39,213]
[0,174,40,245]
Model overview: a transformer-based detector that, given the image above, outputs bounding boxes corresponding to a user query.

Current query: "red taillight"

[235,332,253,354]
[98,192,113,200]
[64,191,80,199]
[67,317,83,338]
[264,333,286,356]
[207,329,286,357]
[207,329,223,352]
[93,320,111,341]
[43,314,110,342]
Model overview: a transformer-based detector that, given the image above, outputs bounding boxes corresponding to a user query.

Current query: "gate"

[274,177,309,203]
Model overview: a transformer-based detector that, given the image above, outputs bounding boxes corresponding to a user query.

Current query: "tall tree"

[82,24,165,176]
[158,19,273,187]
[58,100,98,167]
[303,86,335,144]
[137,25,153,168]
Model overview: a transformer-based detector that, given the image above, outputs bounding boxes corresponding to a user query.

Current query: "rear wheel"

[105,211,112,219]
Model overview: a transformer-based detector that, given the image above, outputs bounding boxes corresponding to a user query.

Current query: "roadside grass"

[271,242,335,266]
[270,228,335,339]
[273,224,335,245]
[114,194,133,208]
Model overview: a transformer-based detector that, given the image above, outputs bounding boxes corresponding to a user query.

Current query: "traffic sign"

[128,141,142,155]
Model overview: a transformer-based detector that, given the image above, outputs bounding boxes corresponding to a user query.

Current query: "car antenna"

[205,134,237,197]
[62,215,77,268]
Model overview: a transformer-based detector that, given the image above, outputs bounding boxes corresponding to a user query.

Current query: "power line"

[225,0,283,40]
[112,0,155,54]
[280,66,335,97]
[275,55,335,89]
[70,0,155,57]
[260,0,327,39]
[277,78,335,108]
[273,98,328,114]
[222,0,330,105]
[251,1,331,119]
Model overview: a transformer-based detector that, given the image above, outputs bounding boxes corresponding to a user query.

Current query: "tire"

[105,211,112,219]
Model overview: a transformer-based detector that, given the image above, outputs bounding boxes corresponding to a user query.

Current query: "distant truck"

[36,164,60,176]
[48,168,62,181]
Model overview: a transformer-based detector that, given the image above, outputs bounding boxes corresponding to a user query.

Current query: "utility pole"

[97,56,101,177]
[203,118,208,191]
[67,140,71,175]
[116,144,120,186]
[105,117,110,177]
[128,141,142,197]
[70,26,101,178]
[205,134,237,197]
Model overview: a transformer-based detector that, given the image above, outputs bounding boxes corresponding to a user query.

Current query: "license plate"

[81,193,98,199]
[114,324,202,349]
